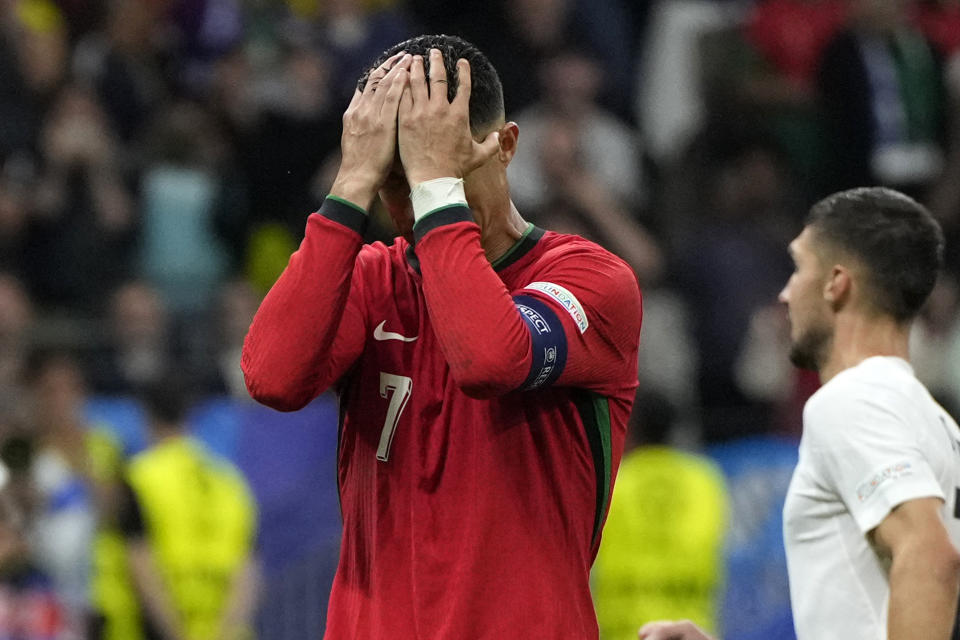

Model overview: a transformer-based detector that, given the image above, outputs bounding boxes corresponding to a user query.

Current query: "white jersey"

[783,356,960,640]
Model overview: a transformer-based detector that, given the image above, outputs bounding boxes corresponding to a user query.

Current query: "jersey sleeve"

[413,206,641,397]
[806,385,945,534]
[516,246,642,394]
[241,198,369,411]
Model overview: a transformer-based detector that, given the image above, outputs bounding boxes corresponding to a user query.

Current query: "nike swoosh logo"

[373,321,418,342]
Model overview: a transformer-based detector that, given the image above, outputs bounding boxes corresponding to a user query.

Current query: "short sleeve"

[806,387,945,534]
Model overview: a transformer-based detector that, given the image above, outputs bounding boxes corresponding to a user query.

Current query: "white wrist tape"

[410,177,467,222]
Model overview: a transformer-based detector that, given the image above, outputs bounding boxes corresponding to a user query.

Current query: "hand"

[639,620,716,640]
[397,49,500,186]
[330,52,412,210]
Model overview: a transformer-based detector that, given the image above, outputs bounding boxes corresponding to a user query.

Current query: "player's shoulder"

[534,231,640,294]
[804,357,920,441]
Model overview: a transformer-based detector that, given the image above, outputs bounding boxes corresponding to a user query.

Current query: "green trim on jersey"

[491,223,535,269]
[326,195,368,215]
[575,391,613,546]
[492,225,545,272]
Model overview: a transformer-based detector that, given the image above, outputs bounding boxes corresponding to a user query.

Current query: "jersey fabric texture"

[242,198,643,639]
[125,436,256,640]
[593,446,729,639]
[783,356,960,640]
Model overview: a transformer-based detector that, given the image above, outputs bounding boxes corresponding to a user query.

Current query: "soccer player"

[639,187,960,640]
[241,35,642,639]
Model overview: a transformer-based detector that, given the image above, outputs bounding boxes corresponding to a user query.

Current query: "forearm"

[415,211,530,396]
[242,198,366,410]
[888,545,960,640]
[217,559,260,640]
[127,543,186,640]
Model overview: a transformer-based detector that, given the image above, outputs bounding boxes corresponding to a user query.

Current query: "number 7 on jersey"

[377,372,412,462]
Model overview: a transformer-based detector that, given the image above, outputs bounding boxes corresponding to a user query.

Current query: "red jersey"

[242,199,642,639]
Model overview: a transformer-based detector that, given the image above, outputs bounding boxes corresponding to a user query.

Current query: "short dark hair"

[141,375,191,427]
[358,34,505,133]
[807,187,944,322]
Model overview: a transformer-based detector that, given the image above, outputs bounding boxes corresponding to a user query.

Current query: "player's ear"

[824,265,852,308]
[494,122,519,165]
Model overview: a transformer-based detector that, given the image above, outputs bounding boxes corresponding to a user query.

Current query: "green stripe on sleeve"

[575,391,614,546]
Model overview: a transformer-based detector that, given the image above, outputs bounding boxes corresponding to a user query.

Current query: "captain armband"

[513,295,568,390]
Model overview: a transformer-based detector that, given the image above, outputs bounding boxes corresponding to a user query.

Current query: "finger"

[453,58,471,110]
[364,51,405,96]
[346,88,362,112]
[638,622,676,640]
[398,84,414,120]
[374,54,411,112]
[409,54,428,106]
[380,60,410,119]
[467,130,500,172]
[428,48,448,102]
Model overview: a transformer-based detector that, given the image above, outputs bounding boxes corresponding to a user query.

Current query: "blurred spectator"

[510,50,645,216]
[910,274,960,415]
[139,100,233,315]
[673,132,795,441]
[26,353,98,634]
[120,377,257,640]
[746,0,846,94]
[311,0,414,110]
[0,456,72,640]
[912,0,960,58]
[0,275,33,418]
[729,0,847,199]
[0,156,36,281]
[243,44,340,239]
[169,0,244,93]
[72,0,171,142]
[519,112,660,283]
[817,0,948,198]
[592,391,729,640]
[636,0,735,165]
[194,279,260,398]
[477,0,633,119]
[25,85,135,314]
[0,0,69,158]
[88,282,178,396]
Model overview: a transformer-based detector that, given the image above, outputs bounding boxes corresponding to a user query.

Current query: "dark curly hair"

[357,34,505,134]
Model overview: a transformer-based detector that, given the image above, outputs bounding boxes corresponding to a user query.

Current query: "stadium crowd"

[0,0,958,637]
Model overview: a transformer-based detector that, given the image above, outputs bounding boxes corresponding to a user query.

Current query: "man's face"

[379,154,414,242]
[779,227,834,371]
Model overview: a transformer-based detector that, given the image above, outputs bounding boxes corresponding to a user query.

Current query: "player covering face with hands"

[242,36,642,639]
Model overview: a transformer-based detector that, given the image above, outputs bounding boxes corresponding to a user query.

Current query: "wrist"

[410,177,467,222]
[404,166,458,186]
[330,173,377,211]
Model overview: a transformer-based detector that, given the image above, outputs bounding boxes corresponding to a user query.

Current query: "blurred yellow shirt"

[593,446,730,640]
[127,436,256,640]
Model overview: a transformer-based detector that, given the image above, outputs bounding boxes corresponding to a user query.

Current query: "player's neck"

[474,199,529,265]
[819,312,911,383]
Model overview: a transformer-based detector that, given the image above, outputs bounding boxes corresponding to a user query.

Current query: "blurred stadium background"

[0,0,958,637]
